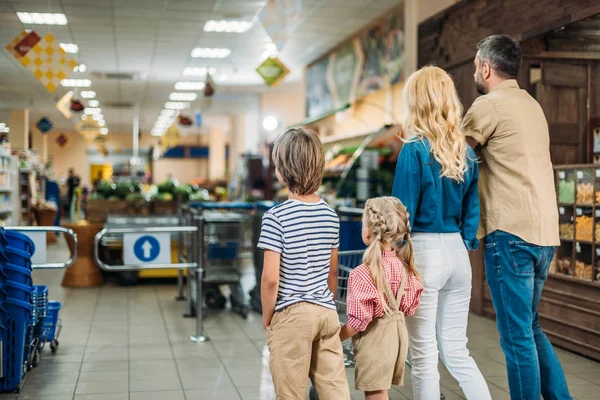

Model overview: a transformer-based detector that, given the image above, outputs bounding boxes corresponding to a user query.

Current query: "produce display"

[558,180,575,204]
[559,223,574,239]
[576,183,594,205]
[575,215,593,242]
[555,257,572,275]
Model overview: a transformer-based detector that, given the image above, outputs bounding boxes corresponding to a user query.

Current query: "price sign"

[596,209,600,218]
[559,207,565,215]
[596,169,600,178]
[577,208,583,216]
[576,242,581,253]
[596,248,600,257]
[559,171,566,179]
[577,171,584,179]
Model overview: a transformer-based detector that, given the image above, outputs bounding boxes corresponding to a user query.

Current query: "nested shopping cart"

[310,250,445,400]
[193,207,252,318]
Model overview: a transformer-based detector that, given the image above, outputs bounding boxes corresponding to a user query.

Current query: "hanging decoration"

[56,91,73,119]
[256,57,290,87]
[35,117,53,134]
[161,125,181,152]
[258,0,302,52]
[19,33,78,93]
[6,30,41,60]
[55,133,70,149]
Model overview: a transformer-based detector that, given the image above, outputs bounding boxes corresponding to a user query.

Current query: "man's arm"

[462,97,498,148]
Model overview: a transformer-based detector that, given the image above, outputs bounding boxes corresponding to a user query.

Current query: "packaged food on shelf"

[559,223,574,239]
[575,260,593,281]
[575,215,593,242]
[596,191,600,205]
[576,182,594,205]
[558,179,575,204]
[556,257,572,275]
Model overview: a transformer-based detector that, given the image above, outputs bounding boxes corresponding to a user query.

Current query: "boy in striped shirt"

[258,128,350,400]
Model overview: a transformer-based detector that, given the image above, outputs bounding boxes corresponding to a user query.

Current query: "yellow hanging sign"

[161,124,181,152]
[19,33,78,93]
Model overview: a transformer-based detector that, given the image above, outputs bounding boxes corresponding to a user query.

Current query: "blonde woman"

[392,66,491,400]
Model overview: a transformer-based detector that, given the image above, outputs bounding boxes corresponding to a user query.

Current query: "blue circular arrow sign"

[133,235,161,262]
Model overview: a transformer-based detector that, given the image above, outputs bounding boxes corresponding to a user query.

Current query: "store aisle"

[4,240,599,400]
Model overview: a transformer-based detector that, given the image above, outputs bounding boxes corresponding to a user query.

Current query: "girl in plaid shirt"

[340,197,422,399]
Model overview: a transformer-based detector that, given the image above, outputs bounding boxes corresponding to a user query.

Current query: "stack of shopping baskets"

[0,229,62,392]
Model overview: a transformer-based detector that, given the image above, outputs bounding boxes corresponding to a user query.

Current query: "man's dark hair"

[476,34,521,79]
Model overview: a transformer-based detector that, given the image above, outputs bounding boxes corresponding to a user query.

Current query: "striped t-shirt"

[257,199,339,311]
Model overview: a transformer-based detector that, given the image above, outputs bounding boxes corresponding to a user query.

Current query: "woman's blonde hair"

[362,197,419,315]
[273,128,325,195]
[403,66,469,182]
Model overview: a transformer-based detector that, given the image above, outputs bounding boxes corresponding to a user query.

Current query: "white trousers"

[407,233,491,400]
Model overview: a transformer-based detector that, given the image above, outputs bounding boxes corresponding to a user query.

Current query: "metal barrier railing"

[5,226,78,269]
[93,224,208,343]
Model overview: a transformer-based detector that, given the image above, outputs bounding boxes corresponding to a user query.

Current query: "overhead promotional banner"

[19,33,79,93]
[256,57,290,87]
[6,30,41,60]
[306,11,404,118]
[258,0,302,52]
[36,117,53,134]
[56,91,73,119]
[161,124,181,152]
[76,118,100,143]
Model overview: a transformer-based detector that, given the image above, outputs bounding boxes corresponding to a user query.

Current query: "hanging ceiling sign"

[76,118,100,143]
[5,30,41,60]
[19,33,78,93]
[55,133,70,148]
[56,91,73,119]
[36,117,53,134]
[161,125,181,152]
[258,0,302,52]
[256,57,290,87]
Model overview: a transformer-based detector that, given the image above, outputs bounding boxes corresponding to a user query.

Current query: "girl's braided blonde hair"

[363,197,419,315]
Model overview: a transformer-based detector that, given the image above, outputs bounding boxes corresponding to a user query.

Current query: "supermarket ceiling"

[0,0,401,134]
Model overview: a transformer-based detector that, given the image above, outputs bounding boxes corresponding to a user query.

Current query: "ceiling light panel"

[88,100,99,107]
[190,48,231,59]
[174,81,205,91]
[203,20,253,33]
[81,91,96,99]
[84,108,102,115]
[74,64,87,72]
[61,79,92,87]
[183,67,216,77]
[60,43,79,53]
[161,109,178,117]
[17,12,67,25]
[169,92,198,101]
[164,102,190,110]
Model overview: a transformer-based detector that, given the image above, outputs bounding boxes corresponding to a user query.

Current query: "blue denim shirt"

[392,139,480,250]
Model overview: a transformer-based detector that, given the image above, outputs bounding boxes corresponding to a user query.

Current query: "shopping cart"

[195,210,251,318]
[309,250,445,400]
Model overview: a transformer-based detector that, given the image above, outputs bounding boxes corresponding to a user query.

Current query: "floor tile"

[569,384,600,399]
[75,381,129,395]
[19,382,76,396]
[130,391,185,400]
[78,371,128,383]
[129,378,182,392]
[186,388,242,400]
[80,361,128,372]
[73,395,129,400]
[17,396,73,400]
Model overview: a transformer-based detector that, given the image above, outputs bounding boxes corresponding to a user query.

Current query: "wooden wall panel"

[419,0,600,69]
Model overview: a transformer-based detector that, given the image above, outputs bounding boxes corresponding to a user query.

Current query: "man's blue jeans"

[483,230,572,400]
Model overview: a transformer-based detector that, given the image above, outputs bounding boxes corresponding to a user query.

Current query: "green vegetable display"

[157,179,179,194]
[558,180,575,204]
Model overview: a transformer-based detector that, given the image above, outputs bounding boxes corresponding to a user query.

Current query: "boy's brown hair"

[273,128,325,195]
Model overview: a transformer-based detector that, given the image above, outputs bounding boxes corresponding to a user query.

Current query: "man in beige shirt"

[462,34,571,400]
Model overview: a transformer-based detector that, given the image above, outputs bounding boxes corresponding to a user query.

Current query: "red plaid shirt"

[347,251,423,332]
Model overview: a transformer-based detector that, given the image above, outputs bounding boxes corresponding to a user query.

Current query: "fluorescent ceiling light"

[190,47,231,59]
[81,91,95,99]
[151,128,164,136]
[88,100,99,107]
[165,102,190,110]
[169,92,198,101]
[61,79,91,87]
[158,115,173,122]
[98,120,105,127]
[100,128,108,135]
[218,74,227,82]
[92,114,104,121]
[204,20,253,33]
[17,12,67,25]
[174,81,205,91]
[161,109,178,117]
[263,116,279,132]
[74,64,87,72]
[60,43,78,53]
[183,67,216,77]
[261,43,278,60]
[0,123,9,133]
[84,108,102,115]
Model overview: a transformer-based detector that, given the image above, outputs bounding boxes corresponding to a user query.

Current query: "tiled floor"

[6,239,600,399]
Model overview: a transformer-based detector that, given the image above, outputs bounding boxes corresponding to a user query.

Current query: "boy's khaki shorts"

[266,302,350,400]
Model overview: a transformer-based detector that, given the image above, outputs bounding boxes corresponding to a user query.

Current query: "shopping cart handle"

[188,201,255,210]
